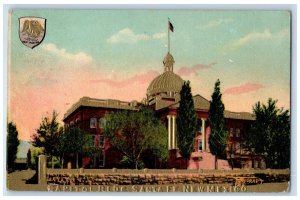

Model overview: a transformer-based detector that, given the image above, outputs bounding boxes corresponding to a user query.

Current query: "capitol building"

[63,51,264,170]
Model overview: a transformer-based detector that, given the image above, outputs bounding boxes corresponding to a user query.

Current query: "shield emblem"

[19,17,46,49]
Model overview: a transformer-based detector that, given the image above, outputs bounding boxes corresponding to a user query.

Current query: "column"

[167,115,171,150]
[201,118,206,151]
[172,115,176,149]
[38,155,47,185]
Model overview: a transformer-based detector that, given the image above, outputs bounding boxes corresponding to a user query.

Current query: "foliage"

[32,111,61,159]
[58,126,98,168]
[7,122,20,171]
[208,79,227,169]
[104,106,168,169]
[176,80,197,167]
[119,156,145,169]
[245,98,290,169]
[29,146,43,169]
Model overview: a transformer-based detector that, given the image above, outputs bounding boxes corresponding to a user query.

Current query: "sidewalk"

[6,170,47,191]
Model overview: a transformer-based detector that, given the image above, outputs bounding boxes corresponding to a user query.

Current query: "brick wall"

[46,169,290,186]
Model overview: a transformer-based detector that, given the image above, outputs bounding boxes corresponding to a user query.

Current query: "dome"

[147,71,184,97]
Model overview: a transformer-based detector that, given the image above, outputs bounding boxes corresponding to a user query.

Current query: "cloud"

[224,28,289,51]
[153,32,167,39]
[224,83,265,95]
[231,30,272,49]
[41,43,93,65]
[107,28,166,44]
[177,63,217,76]
[89,70,159,87]
[195,18,233,29]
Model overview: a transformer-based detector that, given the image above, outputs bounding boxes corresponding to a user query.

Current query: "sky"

[8,10,290,141]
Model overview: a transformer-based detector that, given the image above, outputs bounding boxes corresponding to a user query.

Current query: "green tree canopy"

[176,80,197,168]
[208,79,227,169]
[245,98,290,169]
[7,122,20,171]
[32,111,61,168]
[58,126,98,168]
[104,106,168,169]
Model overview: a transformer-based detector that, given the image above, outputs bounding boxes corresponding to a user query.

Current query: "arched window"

[90,118,97,128]
[236,128,241,137]
[230,128,234,137]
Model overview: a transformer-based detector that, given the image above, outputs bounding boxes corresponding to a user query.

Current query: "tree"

[32,111,61,168]
[29,146,43,170]
[176,80,197,168]
[245,98,290,169]
[7,122,20,171]
[104,106,168,169]
[208,79,227,169]
[27,148,32,169]
[58,126,98,169]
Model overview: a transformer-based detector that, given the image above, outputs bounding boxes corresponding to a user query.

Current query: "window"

[198,139,203,151]
[90,118,97,128]
[99,135,105,148]
[235,142,240,153]
[99,152,105,167]
[99,118,106,129]
[230,128,234,137]
[92,135,96,147]
[197,119,202,132]
[236,128,240,137]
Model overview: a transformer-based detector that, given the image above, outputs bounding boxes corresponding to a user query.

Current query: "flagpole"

[168,18,170,53]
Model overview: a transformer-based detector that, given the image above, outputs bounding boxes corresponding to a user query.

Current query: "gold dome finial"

[163,52,175,72]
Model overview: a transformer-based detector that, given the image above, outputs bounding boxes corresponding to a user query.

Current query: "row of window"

[67,117,107,129]
[229,128,241,137]
[197,139,242,154]
[90,117,107,129]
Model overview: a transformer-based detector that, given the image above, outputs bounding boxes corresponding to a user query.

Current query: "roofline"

[63,97,139,121]
[156,94,255,120]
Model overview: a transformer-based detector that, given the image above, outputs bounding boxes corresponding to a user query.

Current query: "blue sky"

[9,10,290,140]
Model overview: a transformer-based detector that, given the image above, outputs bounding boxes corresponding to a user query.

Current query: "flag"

[169,21,174,32]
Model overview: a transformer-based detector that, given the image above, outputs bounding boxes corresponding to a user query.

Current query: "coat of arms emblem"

[19,17,46,49]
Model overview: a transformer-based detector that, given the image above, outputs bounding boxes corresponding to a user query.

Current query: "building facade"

[63,52,264,170]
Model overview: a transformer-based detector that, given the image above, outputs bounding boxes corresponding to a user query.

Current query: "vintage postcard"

[6,9,291,193]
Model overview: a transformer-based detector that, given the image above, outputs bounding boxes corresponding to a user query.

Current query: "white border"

[1,1,298,200]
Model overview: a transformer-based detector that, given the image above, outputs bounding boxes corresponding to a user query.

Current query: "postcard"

[6,9,291,193]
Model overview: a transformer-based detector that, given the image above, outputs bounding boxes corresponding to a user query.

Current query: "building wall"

[64,106,262,169]
[64,107,122,169]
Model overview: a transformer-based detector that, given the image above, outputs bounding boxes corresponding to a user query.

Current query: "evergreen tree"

[7,122,20,172]
[27,148,32,168]
[176,80,197,168]
[245,98,290,169]
[208,79,227,169]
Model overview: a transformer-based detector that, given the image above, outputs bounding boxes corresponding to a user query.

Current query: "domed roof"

[147,71,184,96]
